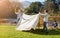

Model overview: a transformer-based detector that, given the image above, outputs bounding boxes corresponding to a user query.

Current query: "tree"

[25,2,42,15]
[45,0,59,14]
[8,0,21,18]
[0,0,22,18]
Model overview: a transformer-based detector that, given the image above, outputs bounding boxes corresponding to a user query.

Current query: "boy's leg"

[43,22,46,30]
[45,23,48,32]
[44,22,48,32]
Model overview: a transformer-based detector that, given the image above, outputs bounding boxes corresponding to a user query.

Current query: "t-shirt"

[40,13,49,22]
[15,12,23,19]
[44,13,49,22]
[15,12,23,22]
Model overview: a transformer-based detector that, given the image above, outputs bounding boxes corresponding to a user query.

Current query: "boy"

[40,10,50,33]
[52,20,58,29]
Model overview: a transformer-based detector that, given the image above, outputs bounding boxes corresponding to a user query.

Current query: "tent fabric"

[16,13,40,31]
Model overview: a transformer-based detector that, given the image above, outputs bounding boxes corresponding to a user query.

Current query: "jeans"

[43,22,48,32]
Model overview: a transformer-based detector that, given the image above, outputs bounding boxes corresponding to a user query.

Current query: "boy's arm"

[15,12,20,15]
[15,12,17,14]
[39,12,46,16]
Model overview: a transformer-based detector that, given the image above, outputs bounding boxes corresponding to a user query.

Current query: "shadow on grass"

[25,29,60,35]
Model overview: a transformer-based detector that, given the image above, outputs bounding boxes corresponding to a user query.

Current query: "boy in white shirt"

[15,8,23,27]
[15,8,23,23]
[40,10,50,32]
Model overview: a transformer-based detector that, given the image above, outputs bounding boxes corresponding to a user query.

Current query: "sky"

[19,0,45,2]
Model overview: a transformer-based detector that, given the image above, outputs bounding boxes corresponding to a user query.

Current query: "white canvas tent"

[16,13,40,31]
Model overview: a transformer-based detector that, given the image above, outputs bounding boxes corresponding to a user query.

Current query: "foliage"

[9,1,21,18]
[24,2,42,15]
[45,0,59,14]
[0,0,21,18]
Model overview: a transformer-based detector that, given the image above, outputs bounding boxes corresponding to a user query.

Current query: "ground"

[0,24,60,38]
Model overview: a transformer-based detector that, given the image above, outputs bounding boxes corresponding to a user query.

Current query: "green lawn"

[0,24,60,38]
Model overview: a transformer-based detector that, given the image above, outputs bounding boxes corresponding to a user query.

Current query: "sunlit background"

[0,0,45,19]
[0,0,17,19]
[19,0,45,2]
[0,0,60,23]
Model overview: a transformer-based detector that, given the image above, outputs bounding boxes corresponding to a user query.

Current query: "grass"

[0,24,60,38]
